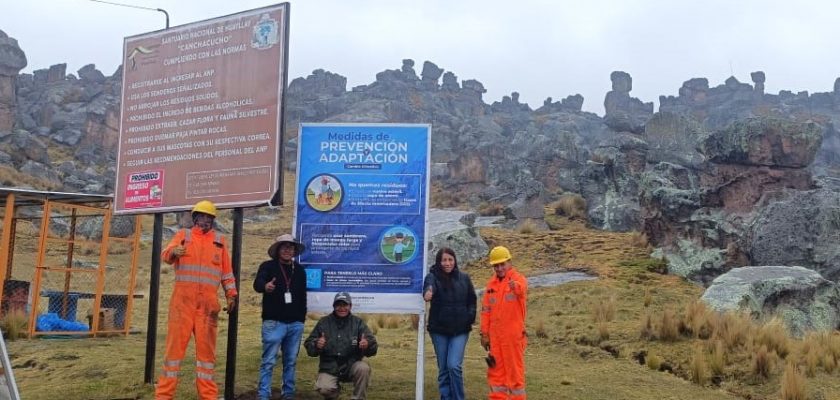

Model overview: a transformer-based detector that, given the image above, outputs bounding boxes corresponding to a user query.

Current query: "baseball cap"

[333,291,352,305]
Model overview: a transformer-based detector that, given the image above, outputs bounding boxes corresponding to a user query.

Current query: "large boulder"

[427,209,489,268]
[0,30,26,132]
[0,30,27,76]
[700,118,823,168]
[653,238,725,283]
[639,162,702,245]
[603,71,654,134]
[580,133,648,231]
[643,111,706,167]
[701,266,840,336]
[750,188,840,280]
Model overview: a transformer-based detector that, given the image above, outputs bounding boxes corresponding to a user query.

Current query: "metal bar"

[0,193,16,305]
[415,311,426,400]
[6,218,15,281]
[123,214,142,335]
[28,201,51,337]
[144,213,163,383]
[36,267,99,273]
[44,237,111,247]
[224,208,243,399]
[47,201,109,213]
[0,330,20,400]
[90,207,113,336]
[61,208,77,320]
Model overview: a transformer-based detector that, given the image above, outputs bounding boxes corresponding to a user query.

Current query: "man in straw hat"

[253,234,308,400]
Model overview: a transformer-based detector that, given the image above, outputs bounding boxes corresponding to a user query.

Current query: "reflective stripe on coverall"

[155,228,238,400]
[481,267,527,400]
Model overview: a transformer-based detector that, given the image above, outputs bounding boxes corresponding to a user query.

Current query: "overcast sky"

[3,0,839,114]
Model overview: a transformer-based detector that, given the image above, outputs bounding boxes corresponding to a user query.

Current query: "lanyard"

[278,261,293,292]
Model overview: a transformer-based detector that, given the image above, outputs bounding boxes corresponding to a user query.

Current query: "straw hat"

[267,234,305,258]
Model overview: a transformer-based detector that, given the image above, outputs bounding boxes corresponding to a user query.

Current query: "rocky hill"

[3,28,840,288]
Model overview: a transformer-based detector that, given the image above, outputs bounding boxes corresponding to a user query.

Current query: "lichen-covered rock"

[700,118,823,168]
[701,266,840,336]
[643,111,706,167]
[750,188,840,280]
[654,239,725,282]
[427,209,489,268]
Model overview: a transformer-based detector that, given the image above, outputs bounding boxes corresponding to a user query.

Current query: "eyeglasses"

[492,263,506,269]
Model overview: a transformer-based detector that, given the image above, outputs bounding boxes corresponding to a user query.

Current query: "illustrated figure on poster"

[306,175,343,212]
[379,227,416,264]
[393,232,405,262]
[318,176,335,205]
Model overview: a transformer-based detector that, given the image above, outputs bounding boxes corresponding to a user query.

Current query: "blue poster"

[294,124,430,313]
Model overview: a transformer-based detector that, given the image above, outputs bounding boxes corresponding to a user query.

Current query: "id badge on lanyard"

[280,262,294,304]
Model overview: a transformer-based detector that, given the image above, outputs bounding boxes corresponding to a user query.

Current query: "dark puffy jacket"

[424,266,477,336]
[304,312,378,379]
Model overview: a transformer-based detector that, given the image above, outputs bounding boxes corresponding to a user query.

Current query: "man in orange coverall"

[480,246,528,400]
[155,200,238,400]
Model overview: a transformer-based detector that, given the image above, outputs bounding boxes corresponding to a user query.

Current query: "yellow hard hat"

[192,200,217,217]
[488,246,512,265]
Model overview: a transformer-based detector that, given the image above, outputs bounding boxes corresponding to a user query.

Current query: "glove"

[170,245,186,261]
[225,296,237,314]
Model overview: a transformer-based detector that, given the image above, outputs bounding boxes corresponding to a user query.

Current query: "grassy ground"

[5,179,840,399]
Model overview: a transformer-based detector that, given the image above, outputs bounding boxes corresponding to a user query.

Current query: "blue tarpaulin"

[36,313,89,332]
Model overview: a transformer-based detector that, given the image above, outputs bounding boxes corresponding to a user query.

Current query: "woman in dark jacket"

[423,247,477,400]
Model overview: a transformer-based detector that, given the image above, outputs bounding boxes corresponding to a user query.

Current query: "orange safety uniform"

[480,267,528,400]
[155,227,237,400]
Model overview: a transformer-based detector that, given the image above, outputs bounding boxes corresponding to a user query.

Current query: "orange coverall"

[481,267,528,400]
[155,227,237,400]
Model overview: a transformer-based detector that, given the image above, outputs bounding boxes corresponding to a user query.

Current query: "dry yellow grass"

[658,307,680,342]
[689,345,708,385]
[596,321,610,341]
[683,300,711,339]
[646,353,663,371]
[551,193,587,220]
[629,231,649,248]
[517,218,539,234]
[0,310,28,341]
[643,288,652,308]
[591,296,616,323]
[534,319,548,339]
[756,318,791,358]
[639,312,655,340]
[709,339,725,376]
[713,312,750,351]
[752,345,776,379]
[781,362,807,400]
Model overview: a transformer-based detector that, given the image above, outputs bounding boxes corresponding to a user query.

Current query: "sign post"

[115,4,290,397]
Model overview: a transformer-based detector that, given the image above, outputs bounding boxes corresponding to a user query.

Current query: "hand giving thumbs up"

[316,331,327,350]
[265,277,277,293]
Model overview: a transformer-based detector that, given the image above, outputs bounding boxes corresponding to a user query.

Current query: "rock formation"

[0,29,26,133]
